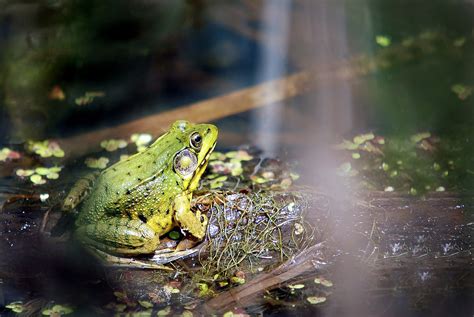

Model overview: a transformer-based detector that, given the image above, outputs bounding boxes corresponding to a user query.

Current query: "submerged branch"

[58,71,313,158]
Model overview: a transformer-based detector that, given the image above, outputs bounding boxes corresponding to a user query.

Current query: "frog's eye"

[174,149,198,177]
[190,132,202,150]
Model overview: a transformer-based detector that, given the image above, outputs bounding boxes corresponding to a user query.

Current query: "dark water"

[1,0,474,316]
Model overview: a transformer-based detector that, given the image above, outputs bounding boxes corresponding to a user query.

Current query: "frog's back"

[76,134,181,224]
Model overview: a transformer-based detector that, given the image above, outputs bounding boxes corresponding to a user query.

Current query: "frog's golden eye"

[174,149,198,177]
[190,132,202,150]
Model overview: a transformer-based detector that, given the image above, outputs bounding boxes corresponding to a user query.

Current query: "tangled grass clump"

[198,190,315,279]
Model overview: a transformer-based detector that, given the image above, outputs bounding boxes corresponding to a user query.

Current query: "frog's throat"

[184,141,216,191]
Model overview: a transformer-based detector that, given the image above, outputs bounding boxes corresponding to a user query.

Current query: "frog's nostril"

[207,128,211,133]
[200,215,205,222]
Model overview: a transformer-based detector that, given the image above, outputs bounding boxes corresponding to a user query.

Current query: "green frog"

[63,120,218,257]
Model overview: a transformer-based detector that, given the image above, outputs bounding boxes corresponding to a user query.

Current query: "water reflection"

[253,0,291,156]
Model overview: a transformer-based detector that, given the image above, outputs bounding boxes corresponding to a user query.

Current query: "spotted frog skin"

[68,120,218,256]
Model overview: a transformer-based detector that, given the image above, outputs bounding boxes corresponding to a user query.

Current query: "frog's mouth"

[187,140,216,190]
[199,141,216,168]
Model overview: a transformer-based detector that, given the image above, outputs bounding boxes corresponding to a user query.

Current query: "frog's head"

[171,120,218,191]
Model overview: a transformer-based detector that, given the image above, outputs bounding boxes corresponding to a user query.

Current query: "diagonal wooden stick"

[58,71,315,158]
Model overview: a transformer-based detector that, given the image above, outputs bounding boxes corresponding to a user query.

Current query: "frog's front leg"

[173,193,208,239]
[62,172,100,211]
[75,218,160,256]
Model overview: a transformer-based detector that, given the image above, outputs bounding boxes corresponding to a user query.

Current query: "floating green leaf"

[157,307,171,316]
[131,133,153,152]
[16,169,35,177]
[198,282,214,297]
[225,150,253,161]
[85,157,109,169]
[75,91,105,106]
[210,151,226,161]
[333,139,359,150]
[42,304,73,315]
[453,37,466,47]
[230,276,245,284]
[353,133,375,145]
[46,172,60,179]
[35,167,50,175]
[181,310,194,317]
[290,172,300,181]
[168,230,180,240]
[210,176,228,189]
[163,284,180,294]
[375,35,391,47]
[288,284,305,289]
[6,301,24,313]
[451,84,472,100]
[314,277,333,287]
[307,296,327,305]
[27,140,65,158]
[100,139,128,152]
[0,148,21,161]
[138,300,154,309]
[30,174,46,185]
[410,132,431,143]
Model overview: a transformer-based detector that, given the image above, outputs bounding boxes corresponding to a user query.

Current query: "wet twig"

[203,242,325,313]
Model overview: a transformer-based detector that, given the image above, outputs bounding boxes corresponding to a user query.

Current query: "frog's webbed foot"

[174,194,208,239]
[151,248,198,264]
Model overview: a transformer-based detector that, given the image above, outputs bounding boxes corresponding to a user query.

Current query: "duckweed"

[306,296,327,305]
[230,276,245,284]
[0,147,21,161]
[288,284,305,290]
[30,174,46,185]
[27,140,65,158]
[41,304,74,316]
[5,301,24,313]
[17,166,62,185]
[375,35,391,47]
[85,157,109,169]
[157,307,171,316]
[100,139,128,152]
[138,300,154,309]
[131,133,153,152]
[353,132,375,145]
[314,277,333,287]
[410,132,431,143]
[75,91,105,106]
[225,150,253,161]
[451,84,472,100]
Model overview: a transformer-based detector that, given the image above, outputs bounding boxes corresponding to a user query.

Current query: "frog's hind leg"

[75,218,160,255]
